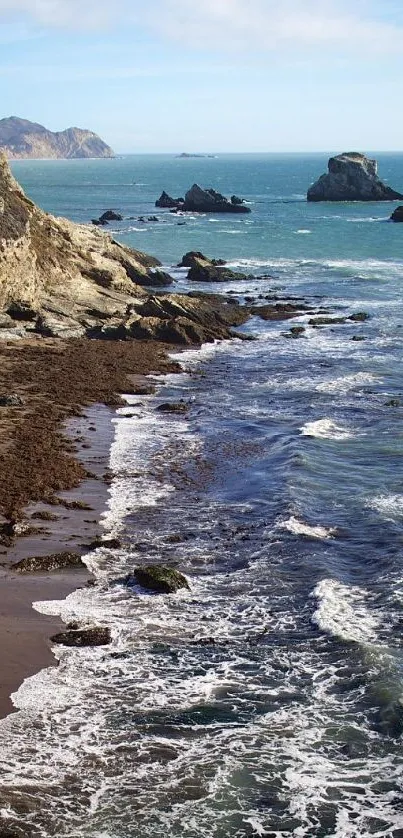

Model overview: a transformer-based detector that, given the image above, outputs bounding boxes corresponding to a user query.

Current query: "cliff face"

[0,117,114,160]
[0,155,245,344]
[0,152,161,336]
[307,153,403,202]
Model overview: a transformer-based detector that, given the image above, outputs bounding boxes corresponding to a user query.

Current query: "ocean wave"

[279,516,336,539]
[311,579,380,644]
[367,493,403,521]
[294,229,312,234]
[315,372,378,393]
[300,418,353,440]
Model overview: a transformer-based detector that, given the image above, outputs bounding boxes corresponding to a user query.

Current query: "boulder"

[390,206,403,222]
[179,252,248,283]
[183,184,251,213]
[307,153,403,202]
[123,565,190,593]
[51,627,111,646]
[14,551,84,573]
[155,191,184,209]
[99,210,123,222]
[156,402,189,414]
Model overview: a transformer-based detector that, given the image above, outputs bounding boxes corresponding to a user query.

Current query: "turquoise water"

[11,153,403,265]
[1,155,403,838]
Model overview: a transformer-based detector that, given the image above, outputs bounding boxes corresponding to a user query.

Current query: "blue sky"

[0,0,402,153]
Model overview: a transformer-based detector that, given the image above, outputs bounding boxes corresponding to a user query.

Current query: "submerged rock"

[307,153,403,202]
[51,627,111,647]
[250,303,307,321]
[14,551,84,572]
[124,565,190,594]
[390,206,403,222]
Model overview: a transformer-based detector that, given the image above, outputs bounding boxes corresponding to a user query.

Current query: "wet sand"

[0,337,178,718]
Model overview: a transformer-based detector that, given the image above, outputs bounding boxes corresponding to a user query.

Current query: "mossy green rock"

[127,565,190,594]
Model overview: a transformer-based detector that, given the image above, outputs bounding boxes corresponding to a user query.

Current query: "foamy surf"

[278,516,336,539]
[367,493,403,521]
[300,418,353,440]
[311,579,380,644]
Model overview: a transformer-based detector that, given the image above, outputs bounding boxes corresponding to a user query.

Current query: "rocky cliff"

[0,155,246,344]
[307,153,403,202]
[0,117,114,160]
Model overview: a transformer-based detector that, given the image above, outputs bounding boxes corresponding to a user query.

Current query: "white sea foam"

[315,372,378,393]
[279,516,336,539]
[295,229,312,234]
[367,493,403,521]
[300,418,353,440]
[311,579,380,644]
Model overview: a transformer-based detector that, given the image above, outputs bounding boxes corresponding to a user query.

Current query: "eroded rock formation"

[307,153,403,202]
[156,184,250,213]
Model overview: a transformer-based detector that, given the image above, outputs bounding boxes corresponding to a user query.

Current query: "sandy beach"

[0,337,178,718]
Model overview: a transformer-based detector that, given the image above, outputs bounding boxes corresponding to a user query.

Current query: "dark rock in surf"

[390,206,403,222]
[307,153,403,202]
[250,303,307,321]
[124,565,190,594]
[156,402,189,414]
[51,627,111,647]
[349,312,369,322]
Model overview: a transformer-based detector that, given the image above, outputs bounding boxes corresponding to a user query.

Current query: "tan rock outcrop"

[0,153,164,336]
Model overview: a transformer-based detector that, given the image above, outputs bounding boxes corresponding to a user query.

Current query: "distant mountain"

[0,116,114,159]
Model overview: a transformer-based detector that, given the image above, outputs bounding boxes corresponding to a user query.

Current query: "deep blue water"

[1,154,403,838]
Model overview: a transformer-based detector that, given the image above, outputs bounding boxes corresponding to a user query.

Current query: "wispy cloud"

[0,0,402,54]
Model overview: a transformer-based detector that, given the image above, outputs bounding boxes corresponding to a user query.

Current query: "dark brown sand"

[0,337,178,717]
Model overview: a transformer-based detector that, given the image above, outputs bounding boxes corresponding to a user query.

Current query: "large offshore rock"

[307,153,403,202]
[390,206,403,222]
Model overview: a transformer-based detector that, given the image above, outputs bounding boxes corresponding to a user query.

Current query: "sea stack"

[307,153,403,202]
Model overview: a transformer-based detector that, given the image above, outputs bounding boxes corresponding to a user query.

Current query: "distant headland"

[0,116,114,160]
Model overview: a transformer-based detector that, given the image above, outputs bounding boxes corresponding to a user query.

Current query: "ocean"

[1,153,403,837]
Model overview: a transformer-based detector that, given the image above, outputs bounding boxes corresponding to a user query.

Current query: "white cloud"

[0,0,402,53]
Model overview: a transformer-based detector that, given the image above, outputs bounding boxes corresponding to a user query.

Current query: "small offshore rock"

[51,627,111,647]
[390,206,403,222]
[0,393,25,407]
[124,565,190,594]
[156,402,189,414]
[14,551,84,573]
[349,312,369,322]
[351,335,366,341]
[99,210,123,222]
[385,399,401,407]
[155,191,184,209]
[308,316,346,326]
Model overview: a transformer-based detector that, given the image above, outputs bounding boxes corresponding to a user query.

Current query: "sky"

[0,0,402,153]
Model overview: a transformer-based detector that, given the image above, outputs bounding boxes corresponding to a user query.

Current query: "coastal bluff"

[307,152,403,202]
[0,116,114,160]
[0,155,246,344]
